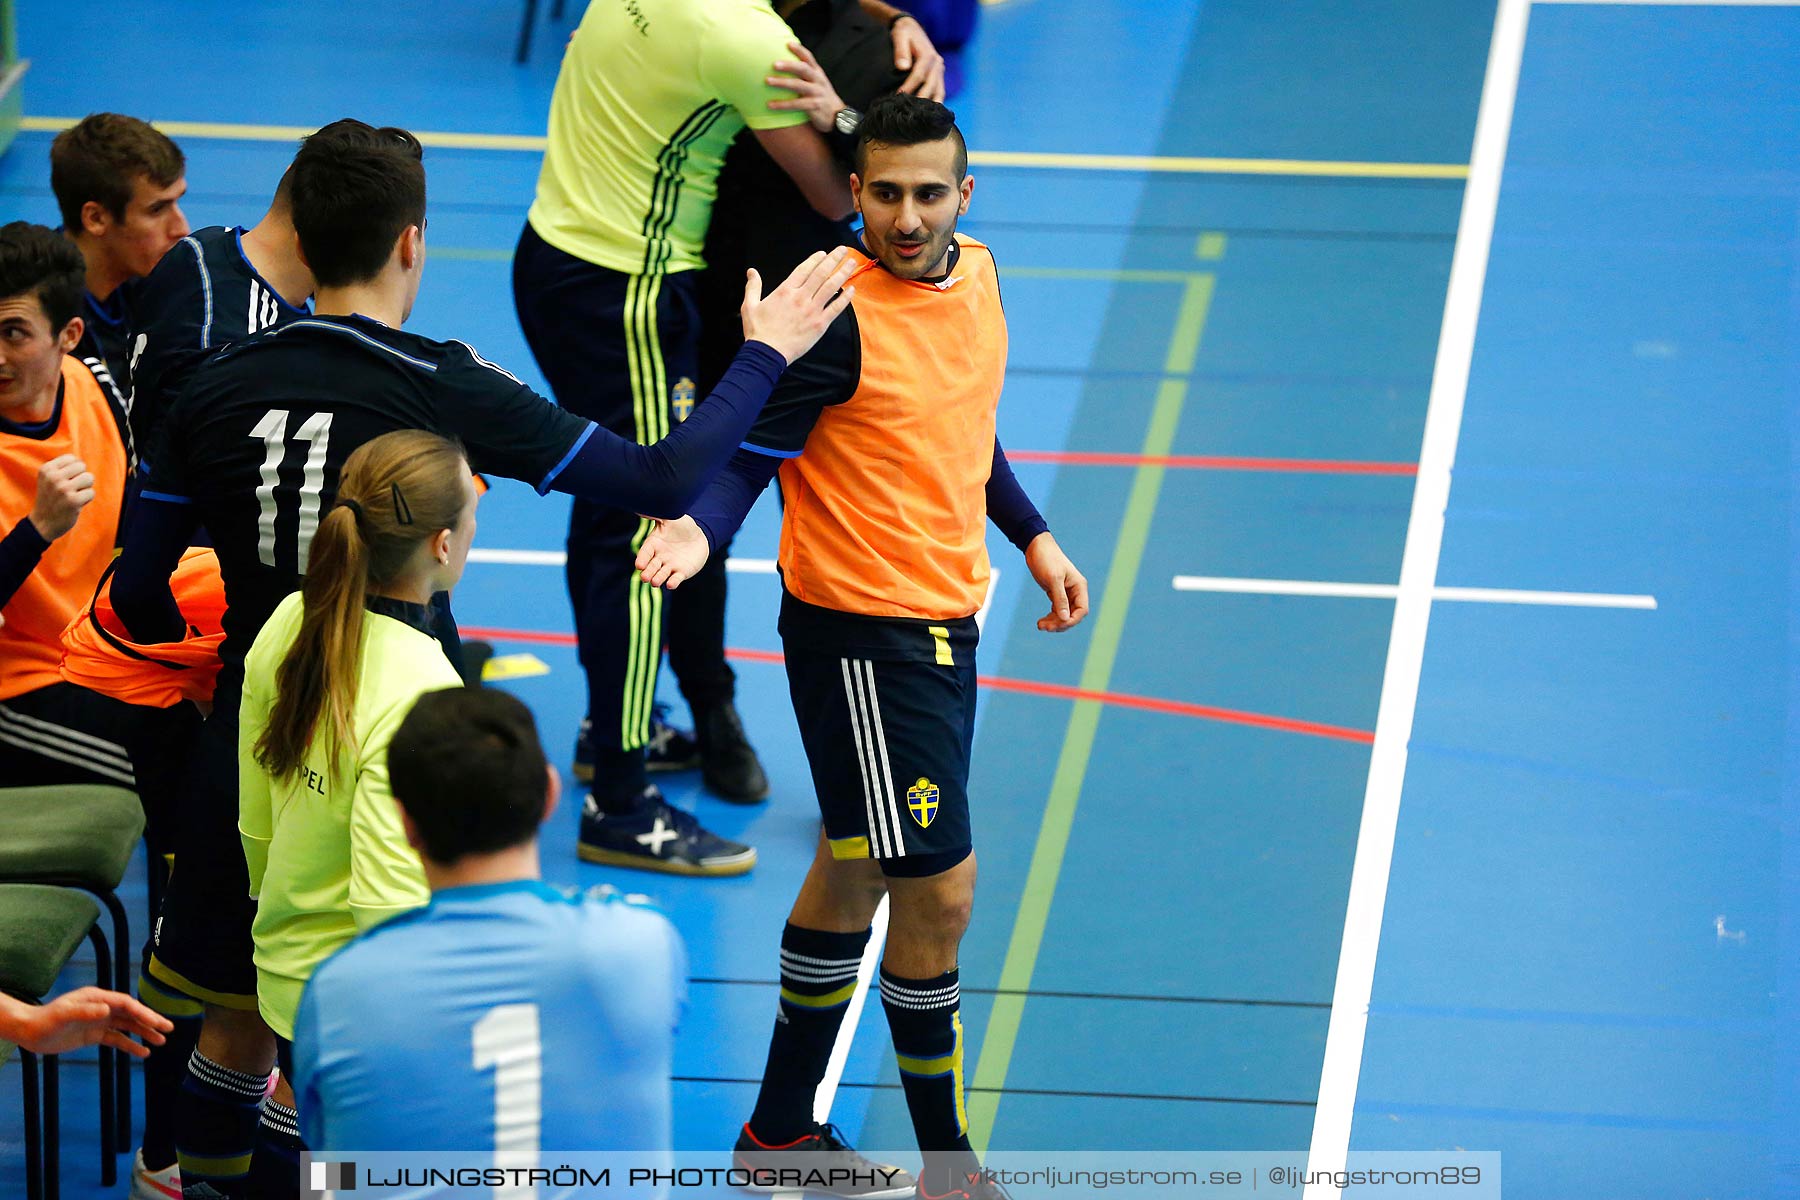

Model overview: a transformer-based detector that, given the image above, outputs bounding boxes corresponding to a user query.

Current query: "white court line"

[813,898,891,1125]
[1172,575,1657,610]
[1303,1,1530,1196]
[467,548,569,566]
[468,550,1002,628]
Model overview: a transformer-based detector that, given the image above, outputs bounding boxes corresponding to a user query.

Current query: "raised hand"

[30,453,95,541]
[890,16,946,102]
[1024,532,1090,632]
[767,41,848,133]
[635,515,712,590]
[740,246,858,364]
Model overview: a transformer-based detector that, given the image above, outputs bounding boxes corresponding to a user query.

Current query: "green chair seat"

[0,786,143,889]
[0,785,145,1154]
[0,885,100,1000]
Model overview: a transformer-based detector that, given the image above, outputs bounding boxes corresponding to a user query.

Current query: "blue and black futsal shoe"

[577,787,755,877]
[732,1123,916,1198]
[572,706,700,784]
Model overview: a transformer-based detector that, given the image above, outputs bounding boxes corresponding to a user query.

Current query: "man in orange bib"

[637,95,1088,1200]
[0,221,142,784]
[0,217,202,826]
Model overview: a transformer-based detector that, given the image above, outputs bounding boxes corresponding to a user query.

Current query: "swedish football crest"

[907,777,940,828]
[671,376,697,422]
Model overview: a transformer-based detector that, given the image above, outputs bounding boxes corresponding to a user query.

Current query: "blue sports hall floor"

[2,2,1796,1197]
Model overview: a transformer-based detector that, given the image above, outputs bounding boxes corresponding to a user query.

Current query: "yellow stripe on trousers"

[620,271,667,750]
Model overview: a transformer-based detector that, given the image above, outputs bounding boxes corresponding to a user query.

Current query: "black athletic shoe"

[573,707,701,784]
[732,1123,915,1198]
[577,788,755,877]
[696,701,771,803]
[458,639,495,686]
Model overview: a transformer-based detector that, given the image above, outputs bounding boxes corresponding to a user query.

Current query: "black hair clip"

[391,482,414,525]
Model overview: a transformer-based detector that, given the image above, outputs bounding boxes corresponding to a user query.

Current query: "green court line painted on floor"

[965,238,1222,1151]
[18,114,1469,178]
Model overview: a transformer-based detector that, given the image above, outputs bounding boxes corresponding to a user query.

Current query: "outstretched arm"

[634,447,784,589]
[543,250,856,516]
[545,343,786,516]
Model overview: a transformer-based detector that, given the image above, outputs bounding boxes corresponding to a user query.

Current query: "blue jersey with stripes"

[128,225,310,452]
[293,880,687,1167]
[137,313,591,665]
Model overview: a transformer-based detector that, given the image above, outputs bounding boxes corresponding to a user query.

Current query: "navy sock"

[880,966,977,1193]
[591,746,649,813]
[175,1050,268,1198]
[246,1099,303,1199]
[137,972,203,1171]
[747,923,871,1144]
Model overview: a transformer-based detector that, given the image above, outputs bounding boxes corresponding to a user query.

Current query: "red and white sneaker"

[732,1122,915,1198]
[130,1149,181,1199]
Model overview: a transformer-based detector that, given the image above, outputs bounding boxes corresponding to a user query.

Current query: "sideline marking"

[1302,3,1530,1196]
[965,246,1219,1151]
[1172,576,1657,610]
[18,115,1467,178]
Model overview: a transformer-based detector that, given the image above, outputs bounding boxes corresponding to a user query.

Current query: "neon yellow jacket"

[239,591,462,1039]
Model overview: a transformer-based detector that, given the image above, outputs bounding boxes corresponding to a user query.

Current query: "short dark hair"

[854,94,967,180]
[388,688,549,865]
[49,113,185,231]
[0,222,89,330]
[288,119,426,287]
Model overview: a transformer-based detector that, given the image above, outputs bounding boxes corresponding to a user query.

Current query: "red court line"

[461,628,1374,745]
[973,675,1375,744]
[1006,449,1418,475]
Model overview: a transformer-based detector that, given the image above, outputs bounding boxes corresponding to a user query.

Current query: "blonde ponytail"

[255,430,469,779]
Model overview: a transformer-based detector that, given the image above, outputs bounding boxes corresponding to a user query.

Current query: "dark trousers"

[0,680,197,857]
[511,224,735,763]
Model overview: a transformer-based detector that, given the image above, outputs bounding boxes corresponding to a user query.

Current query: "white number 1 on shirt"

[472,1002,543,1199]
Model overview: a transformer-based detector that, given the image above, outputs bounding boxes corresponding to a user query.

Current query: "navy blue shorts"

[784,649,977,878]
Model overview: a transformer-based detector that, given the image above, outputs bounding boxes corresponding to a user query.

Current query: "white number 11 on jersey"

[472,1002,543,1200]
[249,409,334,569]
